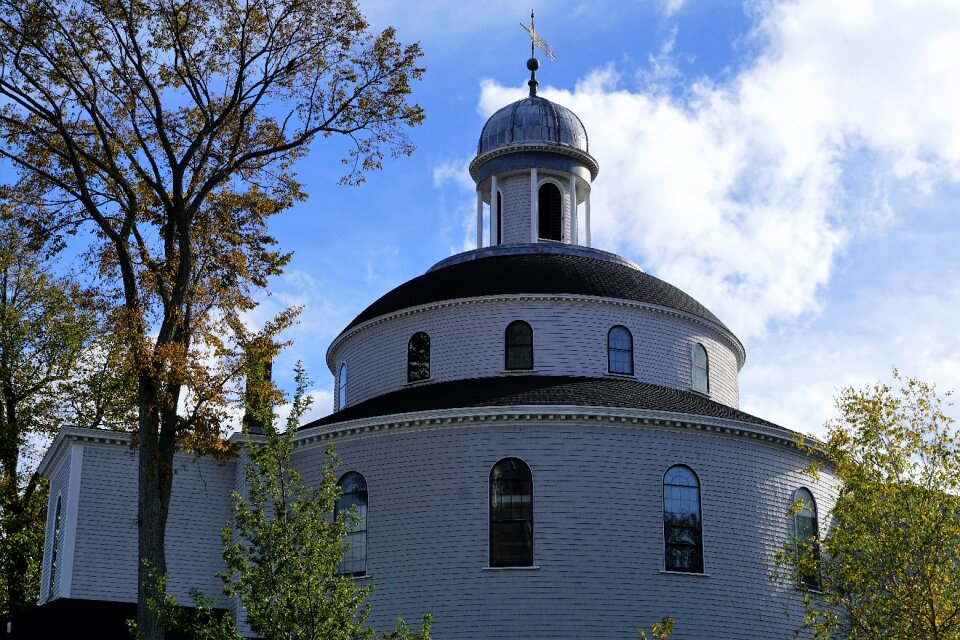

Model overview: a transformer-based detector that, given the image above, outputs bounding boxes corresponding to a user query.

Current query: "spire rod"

[530,10,536,59]
[520,9,557,97]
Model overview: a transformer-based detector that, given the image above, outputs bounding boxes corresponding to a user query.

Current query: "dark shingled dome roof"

[305,375,782,431]
[342,252,728,333]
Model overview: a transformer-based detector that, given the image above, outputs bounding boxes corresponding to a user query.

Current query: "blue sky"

[8,0,960,438]
[255,0,960,437]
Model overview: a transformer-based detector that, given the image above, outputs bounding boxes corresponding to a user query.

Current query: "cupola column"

[569,174,578,244]
[585,192,592,247]
[530,168,538,243]
[490,175,499,246]
[476,190,483,248]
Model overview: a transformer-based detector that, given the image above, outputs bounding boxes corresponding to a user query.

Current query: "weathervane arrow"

[521,10,557,61]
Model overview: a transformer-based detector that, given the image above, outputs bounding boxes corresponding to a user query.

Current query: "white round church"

[35,57,835,640]
[296,63,837,637]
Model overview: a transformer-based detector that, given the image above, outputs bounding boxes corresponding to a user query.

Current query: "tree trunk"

[135,379,175,640]
[0,390,29,618]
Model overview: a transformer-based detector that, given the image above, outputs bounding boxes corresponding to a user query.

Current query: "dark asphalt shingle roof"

[343,253,727,333]
[304,375,781,430]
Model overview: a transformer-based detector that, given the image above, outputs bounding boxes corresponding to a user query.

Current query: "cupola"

[469,32,599,248]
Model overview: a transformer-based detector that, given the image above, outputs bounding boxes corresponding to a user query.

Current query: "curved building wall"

[293,415,837,639]
[331,297,741,411]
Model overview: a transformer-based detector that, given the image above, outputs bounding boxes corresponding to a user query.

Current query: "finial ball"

[527,57,540,71]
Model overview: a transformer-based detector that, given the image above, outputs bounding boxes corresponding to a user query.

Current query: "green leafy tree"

[149,360,432,640]
[636,617,675,640]
[0,219,105,619]
[775,372,960,639]
[0,0,424,635]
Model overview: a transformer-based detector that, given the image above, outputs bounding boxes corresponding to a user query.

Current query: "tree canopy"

[148,362,432,640]
[0,0,424,634]
[0,217,107,619]
[777,372,960,640]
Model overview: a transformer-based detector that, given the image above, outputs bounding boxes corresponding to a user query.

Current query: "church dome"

[477,95,589,156]
[341,247,732,337]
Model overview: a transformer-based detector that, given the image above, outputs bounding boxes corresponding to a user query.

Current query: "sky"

[250,0,960,437]
[9,0,960,439]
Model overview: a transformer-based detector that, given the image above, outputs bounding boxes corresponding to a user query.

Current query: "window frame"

[607,325,634,375]
[504,320,534,371]
[537,181,563,242]
[489,457,534,568]
[337,363,347,410]
[496,190,503,245]
[47,493,63,598]
[335,471,368,577]
[407,331,431,383]
[792,487,821,590]
[662,464,705,574]
[691,343,709,394]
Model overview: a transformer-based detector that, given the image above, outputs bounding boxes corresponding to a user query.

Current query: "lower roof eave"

[294,404,818,453]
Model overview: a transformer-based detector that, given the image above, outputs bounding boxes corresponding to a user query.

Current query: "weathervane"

[520,10,556,96]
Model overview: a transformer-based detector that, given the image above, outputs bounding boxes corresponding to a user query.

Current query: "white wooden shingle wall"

[498,174,530,245]
[497,172,572,245]
[52,441,235,605]
[38,414,831,639]
[333,298,740,411]
[40,452,73,603]
[293,420,837,640]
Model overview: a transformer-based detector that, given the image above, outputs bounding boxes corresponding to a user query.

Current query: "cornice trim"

[469,143,600,180]
[37,427,132,477]
[293,404,820,455]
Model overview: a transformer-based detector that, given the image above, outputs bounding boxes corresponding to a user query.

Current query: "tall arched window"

[608,325,634,375]
[537,183,562,241]
[663,465,703,573]
[691,343,709,394]
[338,363,348,409]
[407,332,431,382]
[504,321,533,370]
[496,191,503,245]
[793,488,820,589]
[490,458,533,567]
[335,472,368,575]
[48,494,62,597]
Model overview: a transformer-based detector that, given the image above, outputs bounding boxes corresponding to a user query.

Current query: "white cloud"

[464,0,960,435]
[432,158,474,191]
[433,157,484,253]
[480,71,844,339]
[274,388,335,430]
[663,0,687,17]
[476,0,960,342]
[741,264,960,437]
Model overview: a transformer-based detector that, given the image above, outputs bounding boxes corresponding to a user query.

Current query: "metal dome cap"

[477,95,589,156]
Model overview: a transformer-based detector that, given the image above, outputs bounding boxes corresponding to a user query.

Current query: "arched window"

[691,343,709,394]
[338,363,347,410]
[792,488,820,589]
[663,465,703,573]
[537,183,562,241]
[504,321,533,370]
[608,325,634,375]
[335,472,368,576]
[490,458,533,567]
[48,494,62,597]
[496,191,503,245]
[407,332,431,382]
